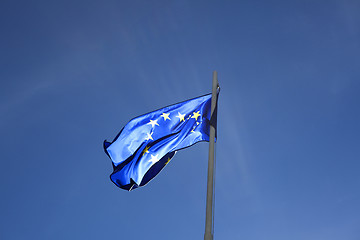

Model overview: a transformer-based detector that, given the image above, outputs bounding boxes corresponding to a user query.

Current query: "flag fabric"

[104,91,218,191]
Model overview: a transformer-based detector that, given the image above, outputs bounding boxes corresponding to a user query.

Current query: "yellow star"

[148,154,160,164]
[161,112,171,121]
[147,119,159,128]
[142,146,150,155]
[191,111,201,121]
[145,132,153,141]
[165,157,171,165]
[176,112,185,122]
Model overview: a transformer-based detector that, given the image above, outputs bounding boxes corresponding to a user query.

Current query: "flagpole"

[204,71,218,240]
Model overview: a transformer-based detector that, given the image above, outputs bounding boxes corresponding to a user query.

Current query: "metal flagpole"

[204,71,218,240]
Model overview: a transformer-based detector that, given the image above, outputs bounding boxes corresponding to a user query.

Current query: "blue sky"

[1,0,360,239]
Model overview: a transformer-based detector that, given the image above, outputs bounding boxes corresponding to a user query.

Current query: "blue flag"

[104,92,218,191]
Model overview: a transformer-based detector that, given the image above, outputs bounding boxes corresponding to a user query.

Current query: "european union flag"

[104,92,218,191]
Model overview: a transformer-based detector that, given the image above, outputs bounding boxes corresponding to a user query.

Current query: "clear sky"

[1,0,360,239]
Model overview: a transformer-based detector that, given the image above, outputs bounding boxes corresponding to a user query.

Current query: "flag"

[104,91,218,191]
